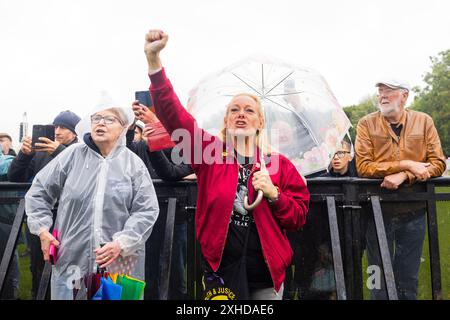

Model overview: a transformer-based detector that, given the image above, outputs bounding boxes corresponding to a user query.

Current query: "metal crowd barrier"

[1,177,449,300]
[306,177,450,300]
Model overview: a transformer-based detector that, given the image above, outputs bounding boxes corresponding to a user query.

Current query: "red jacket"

[149,69,310,292]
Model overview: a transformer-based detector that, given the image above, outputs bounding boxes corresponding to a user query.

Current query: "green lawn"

[17,243,32,300]
[418,187,450,300]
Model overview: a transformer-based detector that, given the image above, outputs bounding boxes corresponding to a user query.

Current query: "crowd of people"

[0,28,446,300]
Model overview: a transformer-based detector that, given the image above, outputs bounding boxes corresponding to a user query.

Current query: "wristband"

[267,186,280,204]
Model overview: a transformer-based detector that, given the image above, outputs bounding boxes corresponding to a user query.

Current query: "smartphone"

[32,125,55,149]
[135,91,155,113]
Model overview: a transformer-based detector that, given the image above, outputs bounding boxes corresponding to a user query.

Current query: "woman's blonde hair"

[219,93,271,155]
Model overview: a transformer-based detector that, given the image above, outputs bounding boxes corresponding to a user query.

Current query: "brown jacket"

[355,109,446,184]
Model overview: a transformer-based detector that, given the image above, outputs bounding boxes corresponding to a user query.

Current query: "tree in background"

[411,49,450,157]
[343,95,377,142]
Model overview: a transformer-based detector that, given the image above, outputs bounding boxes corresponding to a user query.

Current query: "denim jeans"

[366,208,426,300]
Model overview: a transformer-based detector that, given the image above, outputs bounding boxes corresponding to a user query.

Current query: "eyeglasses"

[91,114,123,125]
[333,151,350,159]
[377,87,404,97]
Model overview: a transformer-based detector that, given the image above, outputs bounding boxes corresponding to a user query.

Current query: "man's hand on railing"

[401,160,431,181]
[381,172,408,190]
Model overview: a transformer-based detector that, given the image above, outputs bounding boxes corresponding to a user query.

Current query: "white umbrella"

[188,55,351,176]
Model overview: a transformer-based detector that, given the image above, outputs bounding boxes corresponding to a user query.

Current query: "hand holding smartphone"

[135,91,152,107]
[32,125,55,149]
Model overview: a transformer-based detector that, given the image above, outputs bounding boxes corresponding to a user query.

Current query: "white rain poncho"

[25,104,159,299]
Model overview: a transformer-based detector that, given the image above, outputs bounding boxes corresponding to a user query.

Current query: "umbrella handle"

[244,190,264,211]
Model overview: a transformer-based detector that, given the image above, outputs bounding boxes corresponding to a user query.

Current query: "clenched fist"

[144,29,168,71]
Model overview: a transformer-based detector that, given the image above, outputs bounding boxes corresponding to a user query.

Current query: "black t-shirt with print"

[390,123,403,140]
[218,153,273,289]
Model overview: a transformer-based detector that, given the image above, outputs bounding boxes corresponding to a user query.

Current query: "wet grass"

[17,243,32,300]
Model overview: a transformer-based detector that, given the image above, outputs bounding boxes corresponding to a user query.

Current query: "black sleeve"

[148,148,193,181]
[126,129,137,152]
[348,159,359,177]
[7,151,35,182]
[51,144,66,158]
[125,134,161,179]
[8,149,17,157]
[126,130,149,162]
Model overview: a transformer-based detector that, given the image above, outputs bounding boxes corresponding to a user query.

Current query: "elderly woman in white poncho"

[25,103,159,299]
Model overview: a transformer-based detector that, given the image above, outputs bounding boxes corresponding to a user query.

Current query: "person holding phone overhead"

[8,110,81,182]
[8,110,80,299]
[127,99,194,300]
[31,125,56,150]
[144,29,309,300]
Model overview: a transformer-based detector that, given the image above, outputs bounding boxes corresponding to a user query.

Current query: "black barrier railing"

[0,180,195,300]
[370,195,398,299]
[1,177,449,300]
[306,177,450,300]
[326,196,347,300]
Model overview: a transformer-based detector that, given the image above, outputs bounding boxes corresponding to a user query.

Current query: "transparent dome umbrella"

[187,55,351,176]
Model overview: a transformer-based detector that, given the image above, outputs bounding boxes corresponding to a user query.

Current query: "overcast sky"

[1,0,449,148]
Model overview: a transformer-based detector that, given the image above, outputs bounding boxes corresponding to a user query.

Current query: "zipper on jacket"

[91,156,109,272]
[86,149,96,273]
[94,159,108,245]
[216,145,251,270]
[216,151,278,294]
[256,220,277,293]
[216,161,239,271]
[247,156,278,295]
[247,154,278,292]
